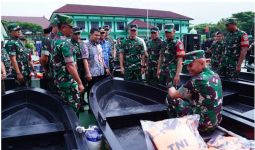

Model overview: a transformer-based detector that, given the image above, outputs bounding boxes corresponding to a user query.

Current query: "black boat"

[89,77,254,150]
[2,88,88,150]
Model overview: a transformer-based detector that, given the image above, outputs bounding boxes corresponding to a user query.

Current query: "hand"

[2,72,6,80]
[120,67,125,75]
[86,73,92,81]
[173,75,180,86]
[168,87,177,99]
[157,69,161,79]
[17,73,24,82]
[78,83,85,93]
[105,69,111,76]
[236,66,241,73]
[141,68,145,74]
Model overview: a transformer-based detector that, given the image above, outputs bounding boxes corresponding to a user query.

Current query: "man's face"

[105,29,110,36]
[151,32,159,40]
[52,25,59,34]
[165,31,175,40]
[61,24,73,37]
[11,29,22,38]
[100,31,106,40]
[129,29,137,38]
[226,23,236,32]
[216,34,223,41]
[187,59,204,76]
[91,31,100,43]
[72,33,81,42]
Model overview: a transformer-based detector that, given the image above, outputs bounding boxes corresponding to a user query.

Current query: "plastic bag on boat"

[207,135,255,150]
[141,114,208,150]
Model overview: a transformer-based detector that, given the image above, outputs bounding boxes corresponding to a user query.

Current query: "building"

[51,4,193,40]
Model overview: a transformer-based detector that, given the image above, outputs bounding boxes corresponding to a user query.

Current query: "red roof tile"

[53,4,193,20]
[1,16,50,29]
[128,19,155,29]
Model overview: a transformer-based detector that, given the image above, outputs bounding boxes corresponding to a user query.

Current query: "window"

[76,21,85,30]
[174,24,180,31]
[117,22,124,30]
[91,21,99,28]
[104,22,112,28]
[156,23,162,30]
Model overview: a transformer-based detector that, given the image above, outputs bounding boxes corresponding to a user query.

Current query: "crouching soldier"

[168,50,223,133]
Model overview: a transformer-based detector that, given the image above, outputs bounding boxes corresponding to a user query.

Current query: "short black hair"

[216,31,223,35]
[90,28,100,34]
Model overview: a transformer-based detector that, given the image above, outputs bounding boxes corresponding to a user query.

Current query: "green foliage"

[192,11,254,37]
[1,20,43,34]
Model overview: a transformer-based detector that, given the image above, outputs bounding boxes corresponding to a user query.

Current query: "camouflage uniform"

[219,19,249,79]
[146,37,162,84]
[41,32,59,91]
[104,25,115,71]
[1,47,11,75]
[5,37,31,86]
[159,39,184,87]
[52,15,81,112]
[210,40,224,73]
[119,37,145,81]
[167,50,223,132]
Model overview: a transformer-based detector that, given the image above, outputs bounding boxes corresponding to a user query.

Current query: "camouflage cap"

[164,23,174,32]
[7,23,21,31]
[129,24,138,30]
[50,17,59,26]
[151,27,159,32]
[72,26,82,34]
[56,14,73,27]
[225,18,236,25]
[183,50,205,65]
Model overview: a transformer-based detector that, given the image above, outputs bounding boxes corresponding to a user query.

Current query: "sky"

[1,0,254,25]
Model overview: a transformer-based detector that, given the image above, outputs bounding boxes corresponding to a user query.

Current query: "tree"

[232,11,254,35]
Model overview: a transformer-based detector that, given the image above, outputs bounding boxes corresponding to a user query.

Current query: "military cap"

[56,14,73,27]
[103,25,110,30]
[50,17,59,26]
[183,50,205,65]
[7,23,21,32]
[164,23,174,32]
[225,18,236,25]
[129,24,138,30]
[151,27,159,32]
[72,26,82,34]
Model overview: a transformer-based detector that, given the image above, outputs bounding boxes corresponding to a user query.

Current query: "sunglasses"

[151,32,157,34]
[100,32,105,34]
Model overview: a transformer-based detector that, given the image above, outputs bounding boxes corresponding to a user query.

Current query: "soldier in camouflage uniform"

[168,50,223,132]
[40,18,59,92]
[5,23,31,87]
[157,24,185,87]
[52,14,84,114]
[118,24,146,81]
[103,25,115,71]
[219,18,249,80]
[1,42,11,76]
[146,27,163,84]
[70,26,87,109]
[209,31,224,73]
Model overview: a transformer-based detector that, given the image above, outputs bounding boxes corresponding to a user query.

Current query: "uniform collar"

[89,40,98,46]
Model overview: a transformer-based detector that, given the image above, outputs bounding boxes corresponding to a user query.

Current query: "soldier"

[219,18,249,79]
[40,18,59,92]
[99,27,111,70]
[5,23,31,87]
[157,24,185,87]
[71,26,87,110]
[1,41,11,76]
[118,24,146,81]
[146,27,163,84]
[209,31,224,73]
[52,14,84,114]
[168,50,223,133]
[103,25,115,71]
